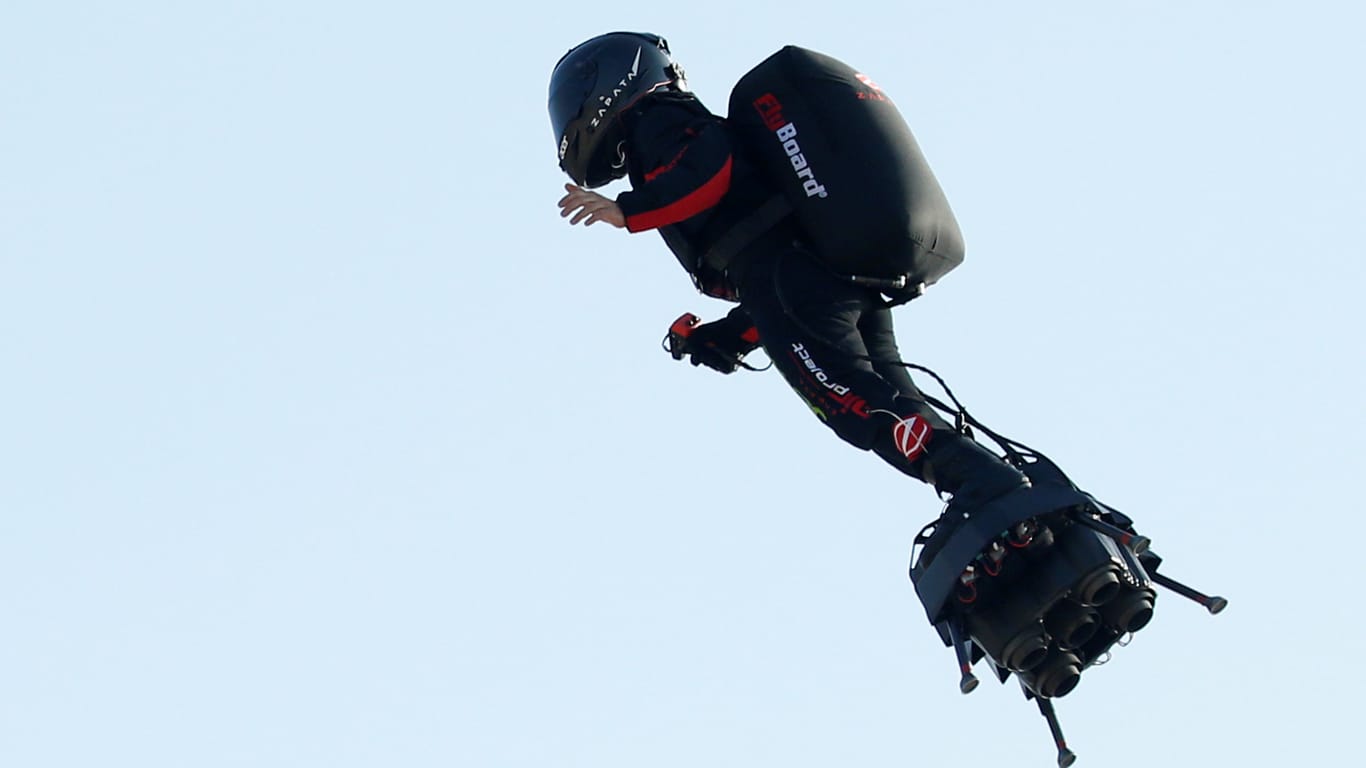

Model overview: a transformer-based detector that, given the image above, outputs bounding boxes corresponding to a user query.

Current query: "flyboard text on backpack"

[751,94,828,199]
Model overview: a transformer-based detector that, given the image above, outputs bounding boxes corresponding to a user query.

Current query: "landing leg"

[1150,571,1228,614]
[1036,697,1077,768]
[946,618,979,694]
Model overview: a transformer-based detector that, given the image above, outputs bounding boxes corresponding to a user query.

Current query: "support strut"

[1036,697,1077,768]
[1151,571,1228,614]
[1070,509,1150,554]
[946,618,979,694]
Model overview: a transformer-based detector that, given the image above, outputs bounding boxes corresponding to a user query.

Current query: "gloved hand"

[685,308,761,374]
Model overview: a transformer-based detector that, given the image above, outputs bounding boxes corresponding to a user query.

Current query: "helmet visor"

[548,55,596,149]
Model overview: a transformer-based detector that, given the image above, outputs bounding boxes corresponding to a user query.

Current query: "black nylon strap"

[699,194,794,273]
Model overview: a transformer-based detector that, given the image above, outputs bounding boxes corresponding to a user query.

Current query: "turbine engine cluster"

[910,452,1226,766]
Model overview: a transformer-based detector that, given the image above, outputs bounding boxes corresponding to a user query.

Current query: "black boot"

[913,430,1030,568]
[923,429,1029,510]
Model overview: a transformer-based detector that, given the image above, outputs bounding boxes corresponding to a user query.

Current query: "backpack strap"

[699,194,794,273]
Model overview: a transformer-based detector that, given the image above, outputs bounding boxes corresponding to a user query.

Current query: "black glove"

[685,307,761,374]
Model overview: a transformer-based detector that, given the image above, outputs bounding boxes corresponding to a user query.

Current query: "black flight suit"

[614,92,1024,511]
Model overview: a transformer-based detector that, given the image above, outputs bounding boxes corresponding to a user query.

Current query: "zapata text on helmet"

[752,93,828,199]
[589,47,644,130]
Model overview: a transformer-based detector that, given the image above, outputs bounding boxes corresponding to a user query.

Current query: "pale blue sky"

[3,2,1363,766]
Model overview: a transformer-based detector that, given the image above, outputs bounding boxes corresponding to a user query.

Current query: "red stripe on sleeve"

[625,157,733,232]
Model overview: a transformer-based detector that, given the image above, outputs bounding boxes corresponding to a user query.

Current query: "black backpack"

[724,46,964,290]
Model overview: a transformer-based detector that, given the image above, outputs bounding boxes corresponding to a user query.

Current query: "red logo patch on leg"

[892,414,933,461]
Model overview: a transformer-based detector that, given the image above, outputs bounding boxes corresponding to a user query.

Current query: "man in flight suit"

[549,32,1027,540]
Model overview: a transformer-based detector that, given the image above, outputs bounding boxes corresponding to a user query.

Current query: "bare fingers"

[557,185,623,227]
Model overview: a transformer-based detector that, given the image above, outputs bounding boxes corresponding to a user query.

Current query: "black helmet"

[549,32,686,188]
